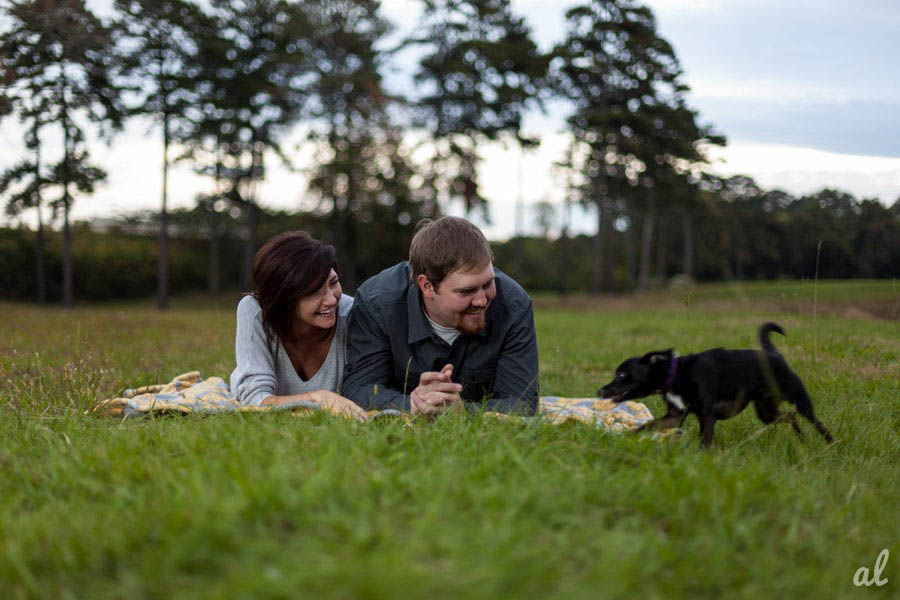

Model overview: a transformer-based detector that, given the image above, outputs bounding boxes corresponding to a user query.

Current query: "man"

[343,216,539,416]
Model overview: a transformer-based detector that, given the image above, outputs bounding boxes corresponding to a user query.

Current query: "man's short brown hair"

[409,217,493,289]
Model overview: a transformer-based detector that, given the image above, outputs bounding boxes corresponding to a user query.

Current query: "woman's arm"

[231,296,280,406]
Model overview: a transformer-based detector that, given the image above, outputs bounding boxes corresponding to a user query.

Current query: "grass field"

[1,280,897,598]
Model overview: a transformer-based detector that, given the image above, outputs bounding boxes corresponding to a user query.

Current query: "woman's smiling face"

[294,269,342,332]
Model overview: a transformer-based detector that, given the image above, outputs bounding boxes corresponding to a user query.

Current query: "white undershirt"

[425,312,461,346]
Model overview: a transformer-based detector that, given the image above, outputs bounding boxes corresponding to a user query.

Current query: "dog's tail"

[759,322,784,354]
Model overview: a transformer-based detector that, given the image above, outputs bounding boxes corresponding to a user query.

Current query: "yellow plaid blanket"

[94,371,658,432]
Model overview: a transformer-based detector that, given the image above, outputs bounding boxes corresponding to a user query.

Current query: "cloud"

[708,142,900,202]
[641,0,900,159]
[698,98,900,158]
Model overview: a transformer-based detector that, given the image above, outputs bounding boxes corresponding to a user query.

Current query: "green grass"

[1,281,898,599]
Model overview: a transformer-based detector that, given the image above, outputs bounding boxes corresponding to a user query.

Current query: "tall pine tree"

[186,0,316,291]
[1,0,124,306]
[553,0,719,291]
[409,0,549,218]
[304,0,422,290]
[113,0,210,309]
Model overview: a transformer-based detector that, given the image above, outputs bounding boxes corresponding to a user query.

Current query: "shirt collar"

[406,282,433,344]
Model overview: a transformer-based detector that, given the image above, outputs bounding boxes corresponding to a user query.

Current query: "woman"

[230,231,368,421]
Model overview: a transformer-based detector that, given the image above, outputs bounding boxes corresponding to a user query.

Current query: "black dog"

[597,323,833,448]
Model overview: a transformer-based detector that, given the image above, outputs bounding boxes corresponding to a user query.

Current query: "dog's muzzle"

[598,386,634,403]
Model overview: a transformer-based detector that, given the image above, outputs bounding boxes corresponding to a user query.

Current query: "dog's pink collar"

[663,354,679,393]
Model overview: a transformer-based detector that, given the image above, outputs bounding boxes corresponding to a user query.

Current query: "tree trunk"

[342,211,359,293]
[592,169,608,294]
[239,202,253,292]
[592,200,604,293]
[35,200,46,303]
[239,151,262,292]
[604,200,617,293]
[558,201,569,296]
[62,194,72,308]
[514,158,524,280]
[558,236,569,297]
[34,140,46,303]
[639,186,656,288]
[157,117,170,310]
[655,209,668,285]
[604,189,618,293]
[208,228,220,295]
[238,195,257,292]
[682,206,694,278]
[61,111,73,309]
[342,164,359,293]
[209,158,223,295]
[514,236,524,282]
[624,202,637,287]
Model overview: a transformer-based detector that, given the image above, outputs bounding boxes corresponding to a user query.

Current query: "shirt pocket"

[461,367,496,401]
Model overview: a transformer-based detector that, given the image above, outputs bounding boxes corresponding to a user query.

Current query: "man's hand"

[409,364,463,416]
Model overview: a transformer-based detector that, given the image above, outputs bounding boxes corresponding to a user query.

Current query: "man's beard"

[456,310,487,335]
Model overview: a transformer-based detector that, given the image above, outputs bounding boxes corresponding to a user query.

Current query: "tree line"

[1,180,896,302]
[498,183,899,293]
[1,0,896,307]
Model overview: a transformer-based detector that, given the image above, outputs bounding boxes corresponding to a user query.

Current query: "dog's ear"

[639,350,667,365]
[648,349,674,365]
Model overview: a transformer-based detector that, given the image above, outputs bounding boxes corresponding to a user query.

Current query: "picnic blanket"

[93,371,659,432]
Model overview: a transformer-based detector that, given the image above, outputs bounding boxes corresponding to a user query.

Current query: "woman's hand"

[309,390,369,422]
[261,391,369,422]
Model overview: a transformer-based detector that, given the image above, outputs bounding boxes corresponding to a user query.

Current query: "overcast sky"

[472,0,900,238]
[1,0,898,240]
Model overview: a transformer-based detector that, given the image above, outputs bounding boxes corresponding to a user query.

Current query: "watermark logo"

[853,548,889,587]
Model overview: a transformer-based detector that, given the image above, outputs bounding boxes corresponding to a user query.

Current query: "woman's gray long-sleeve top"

[229,294,354,406]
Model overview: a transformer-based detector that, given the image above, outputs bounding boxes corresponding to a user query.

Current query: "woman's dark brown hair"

[252,231,337,348]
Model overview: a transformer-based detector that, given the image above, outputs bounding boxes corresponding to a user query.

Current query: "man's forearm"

[343,294,412,412]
